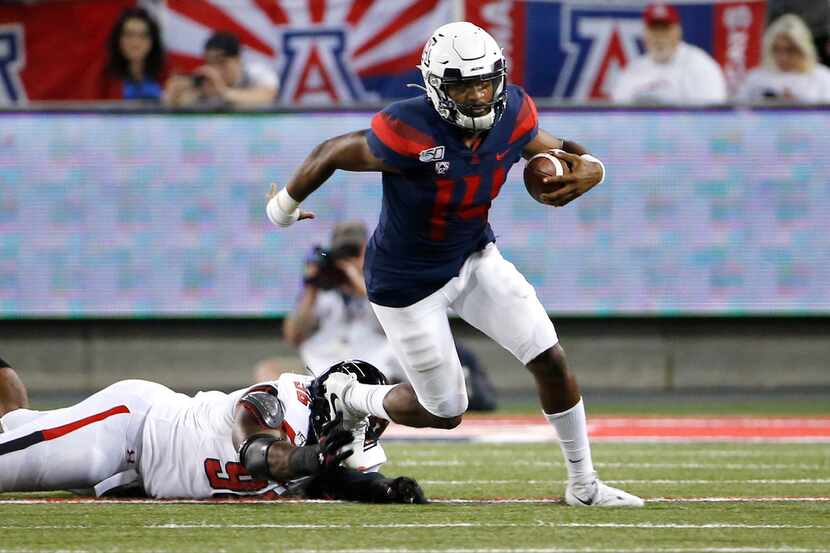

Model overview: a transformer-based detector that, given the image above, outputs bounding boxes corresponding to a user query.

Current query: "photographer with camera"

[282,221,497,411]
[163,31,278,109]
[283,222,401,379]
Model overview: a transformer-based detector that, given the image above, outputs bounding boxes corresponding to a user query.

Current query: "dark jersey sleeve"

[366,105,437,173]
[507,86,540,149]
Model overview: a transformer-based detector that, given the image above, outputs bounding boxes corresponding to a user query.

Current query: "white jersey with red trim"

[139,373,315,499]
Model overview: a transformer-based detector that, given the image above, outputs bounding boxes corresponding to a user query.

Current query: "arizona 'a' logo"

[162,1,451,105]
[555,8,644,100]
[280,31,364,104]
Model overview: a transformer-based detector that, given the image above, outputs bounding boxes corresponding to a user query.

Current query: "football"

[523,151,571,204]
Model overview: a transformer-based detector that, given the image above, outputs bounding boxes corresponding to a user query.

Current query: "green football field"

[2,400,828,553]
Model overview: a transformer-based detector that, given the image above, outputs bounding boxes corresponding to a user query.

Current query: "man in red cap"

[611,2,727,104]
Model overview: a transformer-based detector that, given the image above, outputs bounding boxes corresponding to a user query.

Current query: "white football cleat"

[322,371,364,426]
[322,373,386,470]
[565,478,645,507]
[342,417,388,471]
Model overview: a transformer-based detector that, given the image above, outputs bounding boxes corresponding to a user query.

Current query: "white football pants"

[0,379,174,493]
[371,243,558,418]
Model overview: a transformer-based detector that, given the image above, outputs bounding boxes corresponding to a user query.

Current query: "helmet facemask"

[418,22,508,132]
[429,66,506,132]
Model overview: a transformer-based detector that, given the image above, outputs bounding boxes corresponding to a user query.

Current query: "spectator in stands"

[103,7,167,102]
[282,220,497,411]
[611,2,727,105]
[736,14,830,104]
[163,31,278,109]
[767,1,830,67]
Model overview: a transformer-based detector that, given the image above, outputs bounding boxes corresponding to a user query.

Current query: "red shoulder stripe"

[508,93,539,144]
[371,112,435,158]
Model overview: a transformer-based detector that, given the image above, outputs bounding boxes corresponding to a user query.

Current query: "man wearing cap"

[611,2,727,104]
[164,31,278,108]
[283,221,405,380]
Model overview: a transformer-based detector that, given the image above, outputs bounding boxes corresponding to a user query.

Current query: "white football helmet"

[419,21,507,131]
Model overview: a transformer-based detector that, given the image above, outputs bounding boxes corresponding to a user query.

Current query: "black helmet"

[308,360,390,444]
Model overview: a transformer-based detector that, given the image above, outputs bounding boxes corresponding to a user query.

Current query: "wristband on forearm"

[287,444,322,476]
[238,434,280,480]
[266,187,301,227]
[580,154,606,186]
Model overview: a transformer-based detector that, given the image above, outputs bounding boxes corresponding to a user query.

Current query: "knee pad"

[423,392,468,419]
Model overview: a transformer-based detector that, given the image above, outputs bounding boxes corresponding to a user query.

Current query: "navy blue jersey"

[364,84,539,307]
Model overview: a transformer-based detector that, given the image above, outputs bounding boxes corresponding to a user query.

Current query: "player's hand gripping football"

[538,150,603,207]
[266,183,316,221]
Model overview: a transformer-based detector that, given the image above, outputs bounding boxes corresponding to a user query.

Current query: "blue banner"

[468,0,766,100]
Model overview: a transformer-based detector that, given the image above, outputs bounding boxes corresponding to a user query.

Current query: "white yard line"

[421,479,830,485]
[2,549,827,553]
[393,460,825,470]
[0,496,830,504]
[291,549,827,553]
[1,496,829,505]
[436,498,830,504]
[291,549,828,553]
[402,449,829,458]
[0,521,827,530]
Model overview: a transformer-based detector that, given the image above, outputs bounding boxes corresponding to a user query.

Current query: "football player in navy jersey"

[267,22,643,507]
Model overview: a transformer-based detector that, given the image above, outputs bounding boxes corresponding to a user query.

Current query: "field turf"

[1,400,828,553]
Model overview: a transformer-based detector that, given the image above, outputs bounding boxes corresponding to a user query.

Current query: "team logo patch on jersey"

[419,146,445,162]
[435,161,450,174]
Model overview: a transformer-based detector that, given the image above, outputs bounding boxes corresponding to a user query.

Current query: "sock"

[344,382,396,420]
[544,398,595,485]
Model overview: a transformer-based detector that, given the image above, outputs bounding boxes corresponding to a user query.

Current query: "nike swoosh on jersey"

[496,149,509,160]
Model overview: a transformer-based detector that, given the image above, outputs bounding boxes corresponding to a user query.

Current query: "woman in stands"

[737,14,830,104]
[102,7,168,102]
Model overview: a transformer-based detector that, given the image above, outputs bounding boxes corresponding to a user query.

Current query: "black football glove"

[317,414,354,472]
[289,411,353,477]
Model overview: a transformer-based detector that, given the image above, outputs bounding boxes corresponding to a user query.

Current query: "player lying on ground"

[0,355,425,503]
[266,21,642,507]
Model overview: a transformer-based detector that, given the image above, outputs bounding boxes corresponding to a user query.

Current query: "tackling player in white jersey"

[0,355,425,503]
